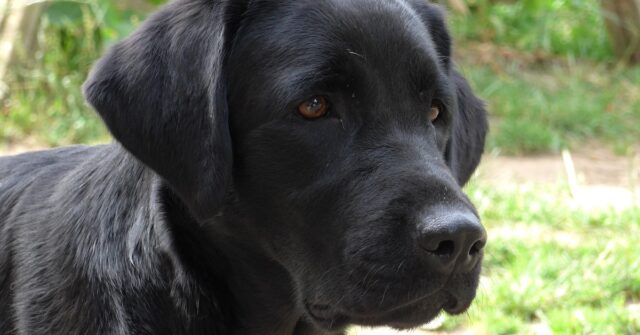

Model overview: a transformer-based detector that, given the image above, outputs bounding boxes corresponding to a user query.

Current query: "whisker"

[347,48,366,60]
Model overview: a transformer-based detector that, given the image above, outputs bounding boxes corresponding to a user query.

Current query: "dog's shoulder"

[0,144,233,334]
[1,144,101,184]
[0,145,99,221]
[0,145,97,177]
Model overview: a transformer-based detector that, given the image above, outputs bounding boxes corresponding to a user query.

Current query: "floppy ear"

[446,70,488,186]
[84,0,246,221]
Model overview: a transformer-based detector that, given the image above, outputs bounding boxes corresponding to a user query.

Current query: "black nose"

[417,210,487,273]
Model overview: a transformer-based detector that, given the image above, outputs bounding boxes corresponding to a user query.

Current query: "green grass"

[437,182,640,334]
[446,0,640,154]
[459,60,640,154]
[450,0,613,61]
[349,182,639,334]
[0,1,151,147]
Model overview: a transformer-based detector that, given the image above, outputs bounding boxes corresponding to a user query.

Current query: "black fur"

[0,0,488,334]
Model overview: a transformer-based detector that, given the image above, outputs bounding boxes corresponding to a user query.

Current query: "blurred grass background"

[0,0,639,334]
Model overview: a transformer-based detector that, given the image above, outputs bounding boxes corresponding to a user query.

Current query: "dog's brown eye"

[429,105,440,122]
[298,96,329,119]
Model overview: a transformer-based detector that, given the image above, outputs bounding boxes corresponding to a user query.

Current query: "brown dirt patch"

[478,145,639,188]
[477,145,640,210]
[0,138,46,156]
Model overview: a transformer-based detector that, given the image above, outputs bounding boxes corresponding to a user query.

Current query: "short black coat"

[0,0,488,334]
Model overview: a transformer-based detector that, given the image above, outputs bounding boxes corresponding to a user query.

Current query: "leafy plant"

[450,0,613,61]
[1,0,162,146]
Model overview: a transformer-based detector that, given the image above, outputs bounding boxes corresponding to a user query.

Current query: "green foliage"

[448,182,640,334]
[462,62,640,154]
[1,0,160,146]
[447,0,640,155]
[450,0,613,61]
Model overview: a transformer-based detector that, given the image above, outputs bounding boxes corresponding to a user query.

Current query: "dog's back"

[0,146,98,333]
[0,146,161,333]
[0,146,97,268]
[0,146,94,220]
[0,145,232,334]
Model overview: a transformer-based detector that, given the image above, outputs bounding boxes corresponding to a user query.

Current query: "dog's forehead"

[241,0,439,63]
[234,0,443,100]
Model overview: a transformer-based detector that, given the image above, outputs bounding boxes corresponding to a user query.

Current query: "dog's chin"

[304,290,471,332]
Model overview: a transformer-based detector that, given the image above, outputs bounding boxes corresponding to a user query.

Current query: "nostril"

[431,240,455,257]
[418,209,486,272]
[469,240,485,256]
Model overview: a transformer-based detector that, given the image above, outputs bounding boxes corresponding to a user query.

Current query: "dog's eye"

[298,96,329,119]
[429,104,440,123]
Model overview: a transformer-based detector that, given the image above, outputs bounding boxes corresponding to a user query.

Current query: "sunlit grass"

[460,61,640,155]
[0,1,127,147]
[450,0,612,61]
[452,182,640,334]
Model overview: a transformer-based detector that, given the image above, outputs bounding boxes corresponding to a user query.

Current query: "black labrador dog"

[0,0,488,334]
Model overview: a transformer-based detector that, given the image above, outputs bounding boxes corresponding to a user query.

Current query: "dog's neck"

[103,144,334,334]
[211,203,340,335]
[210,229,306,334]
[159,186,334,334]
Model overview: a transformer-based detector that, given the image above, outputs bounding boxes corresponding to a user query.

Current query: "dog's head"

[84,0,488,331]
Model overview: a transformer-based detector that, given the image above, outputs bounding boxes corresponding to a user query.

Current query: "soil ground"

[477,146,639,210]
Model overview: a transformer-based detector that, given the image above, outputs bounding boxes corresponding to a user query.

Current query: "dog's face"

[84,0,488,331]
[226,0,485,329]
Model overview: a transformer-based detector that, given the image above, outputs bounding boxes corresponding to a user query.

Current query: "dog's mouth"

[304,290,472,331]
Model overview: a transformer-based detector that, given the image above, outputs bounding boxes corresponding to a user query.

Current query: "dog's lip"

[304,292,456,330]
[442,290,475,315]
[304,303,350,330]
[304,289,473,330]
[304,263,480,330]
[305,301,444,331]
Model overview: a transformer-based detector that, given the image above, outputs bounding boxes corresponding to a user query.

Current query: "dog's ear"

[84,0,248,221]
[410,1,452,70]
[410,1,488,185]
[446,70,488,186]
